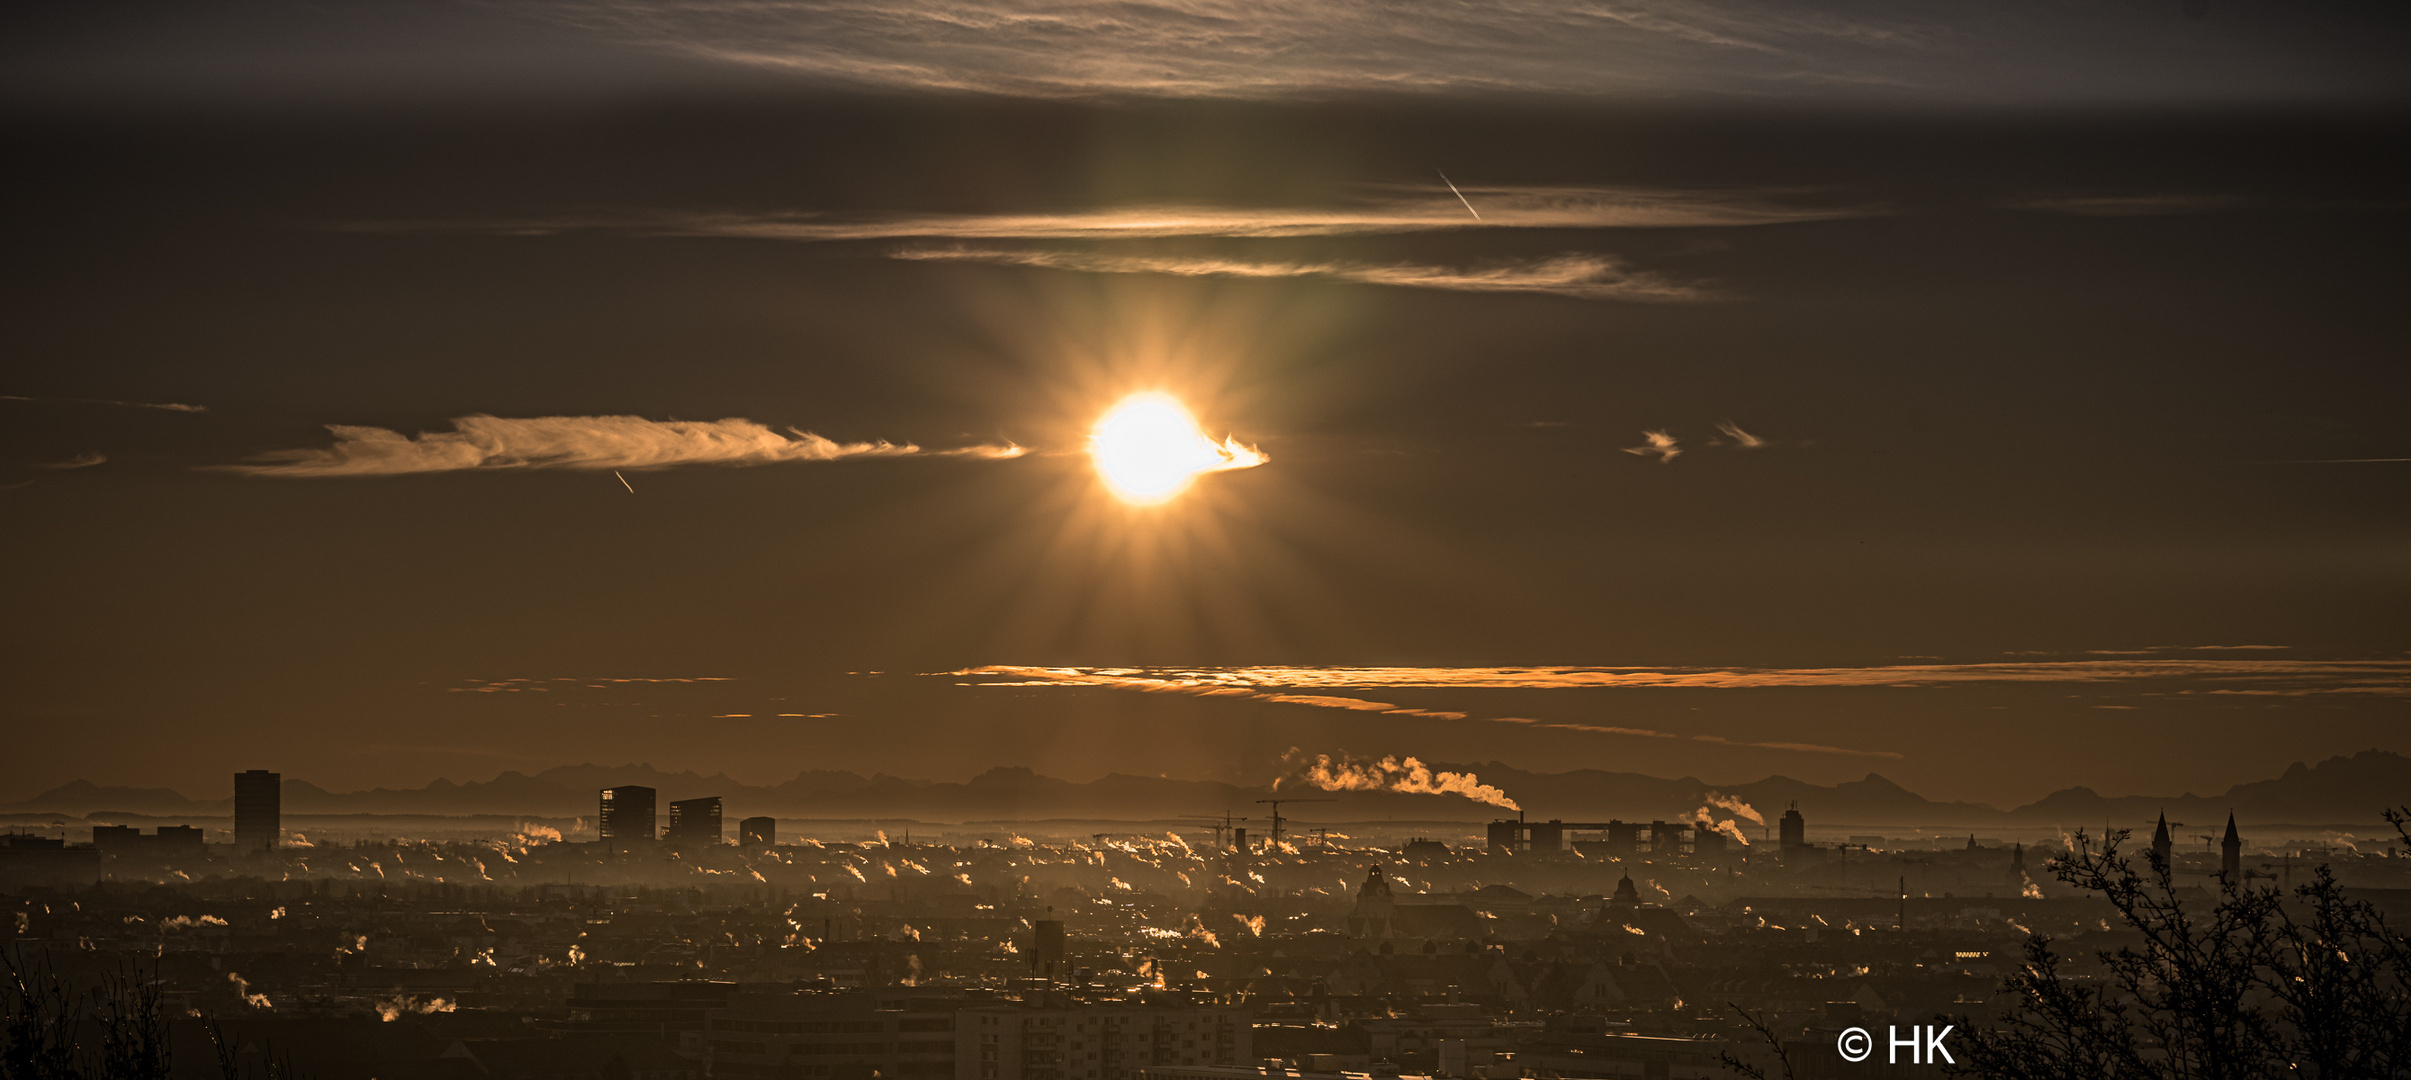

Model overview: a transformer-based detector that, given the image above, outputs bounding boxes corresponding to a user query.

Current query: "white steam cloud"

[1286,752,1521,811]
[1700,791,1763,825]
[1687,807,1752,846]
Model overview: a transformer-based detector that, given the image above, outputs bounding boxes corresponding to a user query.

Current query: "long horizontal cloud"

[3,394,206,413]
[895,248,1712,302]
[2003,194,2246,217]
[403,186,1863,244]
[546,0,2396,106]
[958,660,2411,695]
[943,658,2411,757]
[944,665,1910,758]
[215,415,1024,477]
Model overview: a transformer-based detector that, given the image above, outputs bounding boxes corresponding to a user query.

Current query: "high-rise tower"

[666,796,723,849]
[599,786,656,852]
[233,770,280,853]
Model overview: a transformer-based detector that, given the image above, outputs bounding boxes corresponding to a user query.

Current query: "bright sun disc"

[1090,393,1264,505]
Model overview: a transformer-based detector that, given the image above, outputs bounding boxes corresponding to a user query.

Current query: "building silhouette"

[234,770,280,852]
[1778,804,1805,850]
[666,796,723,849]
[2222,812,2242,879]
[2152,812,2174,867]
[92,825,204,859]
[1609,870,1640,911]
[599,786,655,852]
[1030,919,1066,981]
[737,816,775,848]
[1346,865,1397,938]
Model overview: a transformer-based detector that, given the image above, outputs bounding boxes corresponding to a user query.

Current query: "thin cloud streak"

[945,659,2411,748]
[404,187,1863,244]
[559,0,1906,99]
[4,395,207,413]
[954,660,2411,693]
[214,415,1024,478]
[2003,194,2246,217]
[894,248,1713,302]
[34,452,108,470]
[540,0,2397,106]
[946,665,1913,758]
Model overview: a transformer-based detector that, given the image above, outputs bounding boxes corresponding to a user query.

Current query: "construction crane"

[1254,798,1330,851]
[1182,812,1247,851]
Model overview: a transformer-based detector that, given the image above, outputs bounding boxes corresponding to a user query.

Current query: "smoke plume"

[1688,808,1752,846]
[1700,791,1763,824]
[1286,752,1520,810]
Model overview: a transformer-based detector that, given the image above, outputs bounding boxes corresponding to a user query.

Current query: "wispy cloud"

[895,247,1712,302]
[954,660,2411,694]
[4,395,206,413]
[213,415,1025,478]
[1712,420,1766,448]
[945,665,1931,758]
[398,186,1863,244]
[34,452,108,470]
[2003,194,2246,217]
[1623,430,1682,463]
[557,0,1913,99]
[451,676,734,693]
[945,659,2411,746]
[537,0,2393,106]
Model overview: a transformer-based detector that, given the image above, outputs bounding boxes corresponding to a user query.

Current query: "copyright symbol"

[1837,1027,1872,1063]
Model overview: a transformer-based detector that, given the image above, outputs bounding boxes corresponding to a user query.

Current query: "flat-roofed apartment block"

[688,989,962,1079]
[960,1003,1251,1080]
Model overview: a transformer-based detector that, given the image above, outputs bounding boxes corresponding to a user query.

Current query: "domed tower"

[1610,871,1640,910]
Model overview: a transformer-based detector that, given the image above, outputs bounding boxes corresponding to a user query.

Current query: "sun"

[1089,392,1266,505]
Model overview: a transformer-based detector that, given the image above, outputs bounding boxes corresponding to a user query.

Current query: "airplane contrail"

[615,470,636,493]
[1437,169,1481,222]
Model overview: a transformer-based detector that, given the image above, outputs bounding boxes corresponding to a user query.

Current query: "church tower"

[1347,865,1396,938]
[2222,813,2242,880]
[1611,870,1640,910]
[2151,812,2173,868]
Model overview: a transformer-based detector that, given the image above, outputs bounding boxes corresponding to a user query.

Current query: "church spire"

[2151,812,2173,867]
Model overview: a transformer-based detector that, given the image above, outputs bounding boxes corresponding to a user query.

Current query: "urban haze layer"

[3,753,2407,1077]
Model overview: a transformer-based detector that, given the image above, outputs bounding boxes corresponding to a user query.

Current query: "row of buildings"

[601,786,776,852]
[192,774,777,856]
